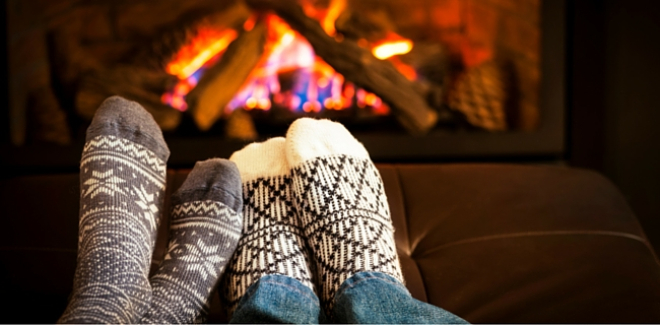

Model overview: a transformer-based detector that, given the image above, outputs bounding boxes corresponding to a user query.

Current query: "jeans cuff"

[335,271,411,301]
[244,273,320,305]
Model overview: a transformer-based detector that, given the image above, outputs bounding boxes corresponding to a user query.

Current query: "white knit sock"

[285,118,404,315]
[222,137,315,315]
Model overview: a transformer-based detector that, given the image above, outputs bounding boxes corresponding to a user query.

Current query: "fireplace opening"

[4,0,565,169]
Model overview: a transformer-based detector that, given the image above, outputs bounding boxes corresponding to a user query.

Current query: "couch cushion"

[391,163,660,323]
[1,164,659,323]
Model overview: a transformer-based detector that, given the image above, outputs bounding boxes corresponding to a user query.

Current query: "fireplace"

[3,0,565,170]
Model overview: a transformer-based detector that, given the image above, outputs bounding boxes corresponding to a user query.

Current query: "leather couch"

[2,163,660,323]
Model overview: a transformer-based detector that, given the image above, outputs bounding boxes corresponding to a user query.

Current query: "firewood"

[225,108,258,141]
[76,66,181,131]
[447,61,509,132]
[27,86,72,145]
[400,42,450,86]
[131,1,252,71]
[245,0,437,134]
[185,21,267,131]
[334,9,392,42]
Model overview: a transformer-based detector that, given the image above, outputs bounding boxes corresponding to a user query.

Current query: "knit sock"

[285,118,404,315]
[141,159,243,324]
[223,137,315,315]
[59,96,169,323]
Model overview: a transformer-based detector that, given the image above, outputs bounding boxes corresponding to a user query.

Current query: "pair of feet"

[59,96,403,323]
[225,118,404,316]
[59,97,243,324]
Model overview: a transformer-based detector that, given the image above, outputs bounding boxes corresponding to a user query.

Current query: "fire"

[225,14,388,114]
[163,28,238,111]
[301,0,346,35]
[165,29,237,79]
[322,0,346,35]
[162,8,417,118]
[370,32,416,80]
[373,39,413,60]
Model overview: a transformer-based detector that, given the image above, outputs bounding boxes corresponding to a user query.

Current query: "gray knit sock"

[141,159,243,324]
[59,96,170,323]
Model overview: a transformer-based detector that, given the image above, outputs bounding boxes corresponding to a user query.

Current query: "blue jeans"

[230,272,468,324]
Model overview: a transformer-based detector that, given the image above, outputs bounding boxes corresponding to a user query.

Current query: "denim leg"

[230,274,324,324]
[333,272,469,324]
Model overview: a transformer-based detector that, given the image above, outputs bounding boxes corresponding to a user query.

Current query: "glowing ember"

[373,40,413,60]
[243,14,257,32]
[368,32,417,80]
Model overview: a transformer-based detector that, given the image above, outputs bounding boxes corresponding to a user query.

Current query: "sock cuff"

[172,158,243,212]
[86,96,170,161]
[230,137,289,182]
[285,118,369,168]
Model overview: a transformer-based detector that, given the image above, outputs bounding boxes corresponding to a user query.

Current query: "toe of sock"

[87,96,169,160]
[285,118,369,167]
[173,158,243,212]
[229,137,289,182]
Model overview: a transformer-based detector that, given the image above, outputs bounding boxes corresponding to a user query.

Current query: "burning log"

[76,65,181,131]
[400,42,455,121]
[245,0,438,134]
[400,42,450,87]
[131,1,252,71]
[185,22,267,131]
[225,108,258,141]
[335,9,394,43]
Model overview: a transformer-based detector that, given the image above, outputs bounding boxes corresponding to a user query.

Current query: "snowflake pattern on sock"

[142,200,242,324]
[59,135,167,324]
[291,154,403,314]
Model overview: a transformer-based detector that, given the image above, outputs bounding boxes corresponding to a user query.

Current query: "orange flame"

[388,56,417,80]
[163,12,398,116]
[166,29,238,79]
[322,0,346,35]
[243,14,257,32]
[301,0,345,36]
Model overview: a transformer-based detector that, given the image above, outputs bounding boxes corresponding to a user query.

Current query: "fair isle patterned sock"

[141,159,243,324]
[222,137,315,315]
[58,96,169,324]
[285,118,404,315]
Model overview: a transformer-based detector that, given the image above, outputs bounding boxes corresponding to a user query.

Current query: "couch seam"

[393,164,429,302]
[392,165,411,254]
[414,230,655,261]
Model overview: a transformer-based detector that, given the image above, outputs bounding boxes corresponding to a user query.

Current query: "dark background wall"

[569,0,660,253]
